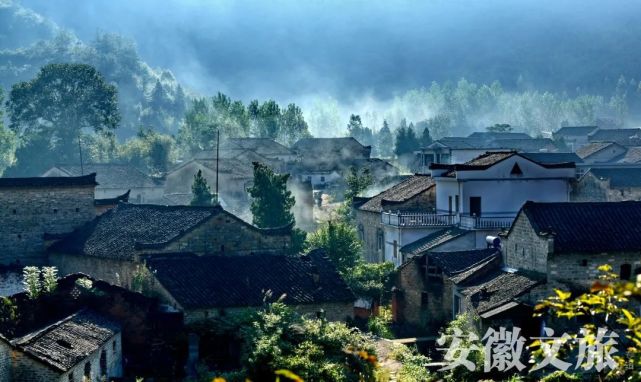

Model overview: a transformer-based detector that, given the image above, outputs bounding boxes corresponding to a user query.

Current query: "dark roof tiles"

[590,168,641,188]
[518,201,641,253]
[400,227,470,257]
[12,310,120,372]
[146,250,354,309]
[48,164,158,189]
[459,270,540,315]
[359,175,435,213]
[0,173,97,188]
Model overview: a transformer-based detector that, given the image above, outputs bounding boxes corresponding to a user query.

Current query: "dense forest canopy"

[1,0,641,174]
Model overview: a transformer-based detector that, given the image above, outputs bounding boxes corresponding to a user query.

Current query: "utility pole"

[78,133,84,175]
[215,129,220,197]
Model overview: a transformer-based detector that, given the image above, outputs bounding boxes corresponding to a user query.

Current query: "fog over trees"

[1,0,641,174]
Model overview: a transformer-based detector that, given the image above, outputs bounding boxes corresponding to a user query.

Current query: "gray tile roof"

[520,152,583,164]
[400,227,470,257]
[553,125,598,137]
[590,168,641,188]
[0,173,97,188]
[588,128,641,146]
[514,200,641,253]
[429,248,500,277]
[227,138,294,156]
[146,249,354,309]
[576,142,620,159]
[11,310,120,373]
[48,164,158,189]
[619,147,641,163]
[458,270,541,315]
[359,175,435,213]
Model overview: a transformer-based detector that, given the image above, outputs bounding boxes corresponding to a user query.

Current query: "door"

[469,197,481,216]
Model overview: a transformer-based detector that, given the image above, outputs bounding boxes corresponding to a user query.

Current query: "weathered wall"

[50,254,135,288]
[356,210,384,263]
[502,213,550,274]
[0,339,10,382]
[0,185,95,265]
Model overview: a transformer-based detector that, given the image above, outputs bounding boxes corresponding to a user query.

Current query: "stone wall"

[502,213,550,274]
[0,338,10,382]
[356,209,384,263]
[162,212,292,255]
[50,253,135,288]
[0,185,95,266]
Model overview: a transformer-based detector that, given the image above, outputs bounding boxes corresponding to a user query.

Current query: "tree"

[394,125,408,157]
[190,169,215,206]
[532,264,641,381]
[279,103,311,146]
[248,162,295,228]
[347,114,374,147]
[118,128,174,174]
[305,221,362,273]
[376,120,394,158]
[420,126,432,148]
[253,100,281,139]
[486,123,512,132]
[6,63,120,175]
[0,88,17,176]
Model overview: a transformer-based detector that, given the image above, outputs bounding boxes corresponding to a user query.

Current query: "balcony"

[381,211,458,227]
[459,214,515,230]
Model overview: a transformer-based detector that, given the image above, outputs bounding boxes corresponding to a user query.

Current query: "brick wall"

[0,185,95,265]
[502,213,550,274]
[356,210,384,263]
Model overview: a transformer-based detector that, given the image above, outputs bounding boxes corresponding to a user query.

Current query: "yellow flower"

[212,378,226,382]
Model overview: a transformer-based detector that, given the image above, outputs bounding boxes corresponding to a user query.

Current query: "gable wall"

[0,185,96,266]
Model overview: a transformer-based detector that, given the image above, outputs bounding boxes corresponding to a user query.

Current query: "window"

[455,195,459,213]
[421,292,429,307]
[620,264,632,280]
[17,234,22,240]
[112,340,116,352]
[84,362,91,379]
[393,240,398,258]
[53,209,58,214]
[12,209,16,215]
[307,176,312,182]
[68,372,74,382]
[99,349,107,376]
[510,162,523,176]
[448,196,453,214]
[580,259,588,267]
[469,197,481,216]
[75,208,80,213]
[358,224,364,241]
[377,229,384,250]
[320,176,325,182]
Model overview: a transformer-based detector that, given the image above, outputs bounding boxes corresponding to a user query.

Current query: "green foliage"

[347,114,374,147]
[0,88,17,176]
[394,119,421,157]
[344,167,374,204]
[342,261,394,300]
[241,302,378,382]
[532,264,641,381]
[6,63,120,175]
[538,371,581,382]
[248,162,295,228]
[118,128,174,174]
[389,343,433,382]
[290,227,308,255]
[279,103,312,146]
[190,169,215,207]
[376,120,394,158]
[305,220,362,273]
[41,266,58,294]
[131,262,156,297]
[368,306,394,339]
[437,313,484,382]
[22,266,41,299]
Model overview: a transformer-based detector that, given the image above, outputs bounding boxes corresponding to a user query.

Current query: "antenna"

[78,133,84,175]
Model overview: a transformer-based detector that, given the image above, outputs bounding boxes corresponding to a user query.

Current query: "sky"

[19,0,641,105]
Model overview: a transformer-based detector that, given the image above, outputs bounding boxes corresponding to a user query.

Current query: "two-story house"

[552,125,598,151]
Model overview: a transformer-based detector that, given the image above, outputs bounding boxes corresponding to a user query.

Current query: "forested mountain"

[0,0,187,138]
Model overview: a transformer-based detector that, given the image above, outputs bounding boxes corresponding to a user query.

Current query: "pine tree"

[376,120,394,158]
[394,125,407,157]
[190,169,215,206]
[420,126,432,147]
[248,162,295,228]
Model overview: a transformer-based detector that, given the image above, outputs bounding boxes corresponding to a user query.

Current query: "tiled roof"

[11,310,120,373]
[227,138,294,156]
[464,151,515,167]
[94,190,130,206]
[517,201,641,253]
[400,227,470,257]
[589,168,641,188]
[49,203,290,260]
[553,125,598,137]
[359,175,435,213]
[576,142,619,159]
[467,132,532,141]
[619,147,641,164]
[48,164,159,189]
[520,152,583,164]
[170,158,252,179]
[427,137,481,150]
[588,128,641,145]
[449,255,502,284]
[432,151,575,177]
[458,270,541,315]
[0,173,97,188]
[146,250,355,309]
[292,137,370,155]
[490,138,557,151]
[429,248,500,277]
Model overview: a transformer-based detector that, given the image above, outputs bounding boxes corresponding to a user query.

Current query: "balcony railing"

[459,214,515,230]
[381,211,459,227]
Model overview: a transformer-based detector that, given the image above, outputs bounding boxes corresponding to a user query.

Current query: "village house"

[48,203,293,287]
[0,310,122,382]
[587,127,641,146]
[576,141,627,164]
[0,174,97,266]
[551,125,598,151]
[144,249,355,323]
[572,167,641,202]
[43,163,164,204]
[226,137,298,163]
[397,227,476,267]
[500,201,641,296]
[392,248,499,333]
[355,174,435,263]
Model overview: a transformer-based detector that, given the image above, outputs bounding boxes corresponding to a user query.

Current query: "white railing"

[459,214,515,230]
[381,211,458,227]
